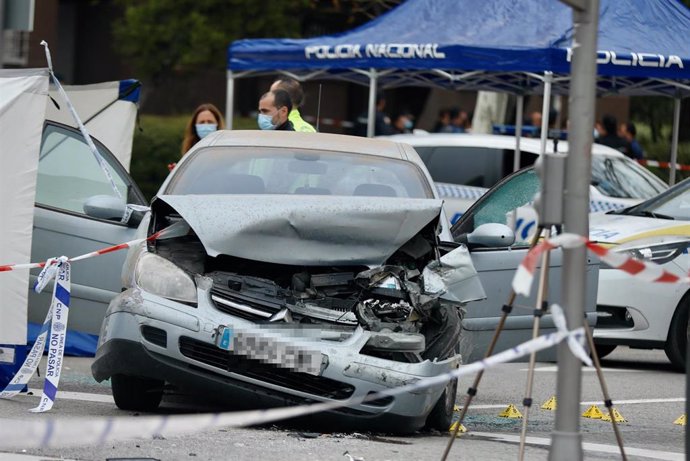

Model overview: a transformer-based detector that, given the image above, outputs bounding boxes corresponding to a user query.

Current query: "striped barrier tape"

[0,222,189,410]
[0,305,588,449]
[637,159,690,172]
[512,233,690,297]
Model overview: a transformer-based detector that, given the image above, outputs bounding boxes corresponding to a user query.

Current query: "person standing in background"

[595,114,628,154]
[181,103,225,155]
[620,122,644,160]
[270,78,316,132]
[257,90,295,131]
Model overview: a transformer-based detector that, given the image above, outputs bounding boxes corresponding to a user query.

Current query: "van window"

[413,146,538,188]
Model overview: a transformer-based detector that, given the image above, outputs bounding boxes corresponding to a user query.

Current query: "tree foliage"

[113,0,309,83]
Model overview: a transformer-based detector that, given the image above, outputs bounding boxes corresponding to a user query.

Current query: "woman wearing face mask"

[180,103,225,155]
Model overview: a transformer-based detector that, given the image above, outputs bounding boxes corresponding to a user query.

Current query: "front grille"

[179,336,354,399]
[141,325,167,347]
[210,285,283,321]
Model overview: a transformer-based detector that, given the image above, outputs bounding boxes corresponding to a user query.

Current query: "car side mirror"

[83,195,126,221]
[459,223,516,248]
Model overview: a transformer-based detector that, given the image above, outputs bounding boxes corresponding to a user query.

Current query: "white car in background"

[591,177,690,370]
[383,133,668,229]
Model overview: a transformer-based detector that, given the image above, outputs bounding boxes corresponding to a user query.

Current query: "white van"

[384,133,668,226]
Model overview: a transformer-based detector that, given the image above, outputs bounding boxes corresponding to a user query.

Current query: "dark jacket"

[276,120,295,131]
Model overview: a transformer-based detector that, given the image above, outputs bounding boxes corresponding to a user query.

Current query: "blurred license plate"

[215,325,322,375]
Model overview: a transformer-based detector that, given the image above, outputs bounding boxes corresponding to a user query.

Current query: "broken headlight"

[135,252,197,304]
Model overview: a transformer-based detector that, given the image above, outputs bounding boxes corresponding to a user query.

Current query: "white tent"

[0,69,49,354]
[45,80,141,171]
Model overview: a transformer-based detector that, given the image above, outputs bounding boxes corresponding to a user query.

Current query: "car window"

[452,168,540,246]
[591,156,666,200]
[413,145,538,188]
[167,147,433,198]
[36,123,144,216]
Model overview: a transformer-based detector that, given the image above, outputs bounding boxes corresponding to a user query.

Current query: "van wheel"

[111,374,163,411]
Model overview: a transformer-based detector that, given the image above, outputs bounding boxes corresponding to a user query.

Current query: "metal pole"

[0,0,5,70]
[225,70,235,130]
[549,0,598,459]
[540,72,553,156]
[514,94,524,172]
[367,68,378,138]
[670,97,681,186]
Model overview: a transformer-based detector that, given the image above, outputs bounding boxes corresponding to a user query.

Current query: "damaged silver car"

[91,131,487,432]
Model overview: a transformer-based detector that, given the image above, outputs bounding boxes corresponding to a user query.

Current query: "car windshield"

[626,179,690,220]
[591,156,666,199]
[165,147,432,198]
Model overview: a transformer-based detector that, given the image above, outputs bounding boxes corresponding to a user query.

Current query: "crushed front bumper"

[92,287,460,432]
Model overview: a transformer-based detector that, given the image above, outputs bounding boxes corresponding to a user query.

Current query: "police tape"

[512,232,690,296]
[0,222,189,410]
[0,305,588,449]
[637,159,690,172]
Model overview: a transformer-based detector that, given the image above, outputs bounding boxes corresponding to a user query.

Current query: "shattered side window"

[166,147,433,198]
[451,168,540,246]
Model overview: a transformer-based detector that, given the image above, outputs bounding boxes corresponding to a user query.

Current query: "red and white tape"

[0,222,188,273]
[637,159,690,172]
[513,233,690,296]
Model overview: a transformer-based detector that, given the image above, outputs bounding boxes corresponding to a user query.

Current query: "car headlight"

[615,237,690,265]
[135,252,197,304]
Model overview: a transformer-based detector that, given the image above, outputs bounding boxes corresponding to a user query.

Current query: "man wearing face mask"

[257,90,295,131]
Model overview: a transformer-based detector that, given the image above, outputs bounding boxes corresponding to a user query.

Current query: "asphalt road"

[0,346,684,461]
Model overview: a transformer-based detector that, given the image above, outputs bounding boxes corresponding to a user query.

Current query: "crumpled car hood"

[157,195,444,266]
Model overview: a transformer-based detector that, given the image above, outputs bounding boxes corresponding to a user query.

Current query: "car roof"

[199,130,409,160]
[381,133,626,158]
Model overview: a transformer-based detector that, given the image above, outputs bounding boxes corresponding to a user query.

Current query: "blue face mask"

[404,120,414,130]
[196,123,217,139]
[257,113,276,130]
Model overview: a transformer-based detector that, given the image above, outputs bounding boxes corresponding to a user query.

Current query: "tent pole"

[514,94,524,172]
[367,68,378,138]
[670,97,681,186]
[225,70,235,130]
[540,72,553,156]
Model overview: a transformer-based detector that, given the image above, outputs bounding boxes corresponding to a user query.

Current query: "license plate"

[216,326,322,375]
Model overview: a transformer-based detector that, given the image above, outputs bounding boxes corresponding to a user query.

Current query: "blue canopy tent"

[228,0,690,181]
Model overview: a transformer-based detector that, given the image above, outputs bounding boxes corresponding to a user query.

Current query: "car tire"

[425,376,458,431]
[664,293,690,372]
[111,374,163,411]
[593,344,617,359]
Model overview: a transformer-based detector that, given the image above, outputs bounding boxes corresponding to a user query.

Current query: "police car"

[590,177,690,370]
[383,133,668,225]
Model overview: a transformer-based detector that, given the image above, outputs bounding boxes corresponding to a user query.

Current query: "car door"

[451,168,599,362]
[29,122,147,339]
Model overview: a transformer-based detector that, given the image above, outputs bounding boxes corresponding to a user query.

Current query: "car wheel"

[664,294,690,372]
[425,376,458,431]
[593,344,617,359]
[111,374,163,411]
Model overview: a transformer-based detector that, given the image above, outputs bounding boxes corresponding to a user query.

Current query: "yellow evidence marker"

[449,421,467,434]
[498,404,523,419]
[674,414,687,426]
[581,405,604,419]
[541,396,557,411]
[601,407,627,423]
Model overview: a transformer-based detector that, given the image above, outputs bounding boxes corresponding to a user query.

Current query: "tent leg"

[539,71,553,156]
[225,71,235,130]
[367,69,378,138]
[514,94,524,172]
[670,97,681,186]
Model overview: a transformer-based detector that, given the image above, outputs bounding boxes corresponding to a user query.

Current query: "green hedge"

[129,115,257,200]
